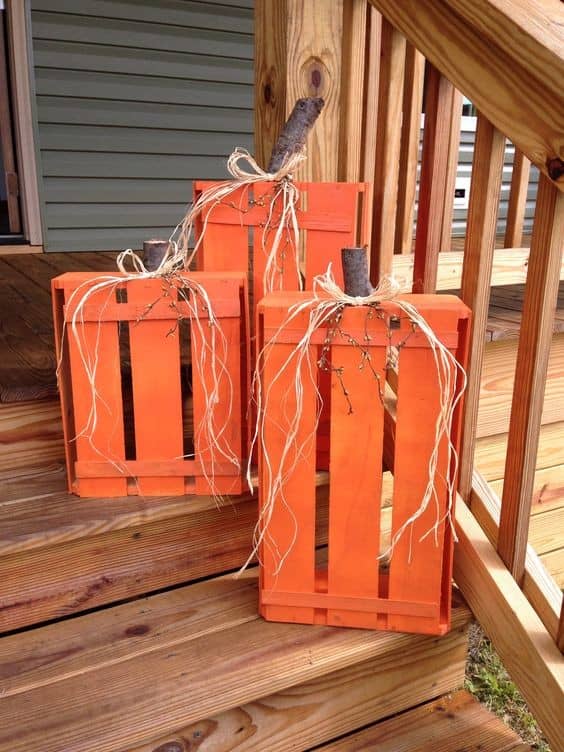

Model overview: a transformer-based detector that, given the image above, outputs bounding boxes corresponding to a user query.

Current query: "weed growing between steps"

[465,622,550,751]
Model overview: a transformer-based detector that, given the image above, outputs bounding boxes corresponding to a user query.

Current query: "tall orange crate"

[52,272,249,498]
[193,181,372,314]
[256,292,470,635]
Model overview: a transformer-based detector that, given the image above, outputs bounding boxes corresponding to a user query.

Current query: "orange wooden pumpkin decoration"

[52,272,249,498]
[255,291,471,635]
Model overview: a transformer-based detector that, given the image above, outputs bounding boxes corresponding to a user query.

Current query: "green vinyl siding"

[30,0,254,252]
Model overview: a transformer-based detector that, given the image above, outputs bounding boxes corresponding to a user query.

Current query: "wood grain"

[285,0,343,181]
[318,691,530,751]
[499,176,564,581]
[395,43,425,254]
[360,6,381,183]
[0,570,471,752]
[412,65,455,293]
[0,399,64,472]
[477,336,564,438]
[440,88,463,252]
[128,631,469,752]
[457,115,505,500]
[338,0,367,182]
[504,149,531,248]
[370,19,405,279]
[367,0,564,190]
[454,500,564,751]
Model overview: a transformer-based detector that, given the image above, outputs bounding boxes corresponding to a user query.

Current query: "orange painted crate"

[52,272,249,498]
[193,180,372,316]
[256,292,471,635]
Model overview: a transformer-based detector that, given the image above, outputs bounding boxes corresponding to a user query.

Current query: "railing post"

[498,175,564,582]
[458,115,506,501]
[504,148,531,248]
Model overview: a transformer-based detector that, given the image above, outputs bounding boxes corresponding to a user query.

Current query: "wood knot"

[152,744,184,752]
[263,82,272,104]
[546,157,564,180]
[124,624,150,637]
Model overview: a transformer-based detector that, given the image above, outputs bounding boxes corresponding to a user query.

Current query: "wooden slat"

[360,6,381,182]
[440,89,463,252]
[558,601,564,653]
[338,0,368,182]
[504,148,531,248]
[370,19,405,279]
[127,279,185,496]
[318,691,530,752]
[412,65,456,293]
[327,337,386,628]
[457,115,505,500]
[499,176,564,581]
[259,341,317,624]
[0,14,22,233]
[367,0,564,190]
[395,43,425,254]
[453,500,564,751]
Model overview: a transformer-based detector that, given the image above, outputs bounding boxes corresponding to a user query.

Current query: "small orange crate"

[52,272,249,498]
[193,180,371,315]
[256,292,470,635]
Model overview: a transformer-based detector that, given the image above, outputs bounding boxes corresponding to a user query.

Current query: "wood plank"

[412,65,455,292]
[0,399,64,473]
[491,463,564,513]
[541,550,564,589]
[391,247,564,291]
[453,500,564,752]
[395,43,425,254]
[0,245,42,255]
[360,7,381,183]
[529,506,564,557]
[477,335,564,438]
[0,572,471,752]
[128,630,468,752]
[504,149,531,248]
[370,18,405,279]
[499,177,564,581]
[317,691,530,751]
[440,89,463,252]
[475,422,564,484]
[286,0,343,181]
[367,0,564,190]
[338,0,368,182]
[458,116,505,499]
[471,470,562,642]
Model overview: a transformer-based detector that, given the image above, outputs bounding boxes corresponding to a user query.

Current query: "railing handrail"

[368,0,564,190]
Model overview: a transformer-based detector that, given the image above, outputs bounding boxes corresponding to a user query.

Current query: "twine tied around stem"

[242,266,467,575]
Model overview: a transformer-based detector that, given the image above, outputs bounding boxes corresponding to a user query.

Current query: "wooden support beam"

[338,0,368,182]
[558,601,564,654]
[498,176,564,582]
[440,89,463,252]
[454,500,564,751]
[412,65,455,293]
[370,19,405,280]
[367,0,564,191]
[504,148,531,248]
[394,43,425,254]
[254,0,343,181]
[457,115,505,501]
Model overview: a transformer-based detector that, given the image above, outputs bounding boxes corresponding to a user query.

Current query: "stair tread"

[0,571,472,752]
[316,690,531,751]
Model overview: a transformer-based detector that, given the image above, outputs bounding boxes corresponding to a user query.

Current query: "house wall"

[29,0,254,251]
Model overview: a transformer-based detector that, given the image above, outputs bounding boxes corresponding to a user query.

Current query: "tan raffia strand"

[242,267,467,574]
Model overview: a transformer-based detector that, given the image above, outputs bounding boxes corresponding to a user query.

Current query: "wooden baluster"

[440,89,463,252]
[338,0,368,182]
[558,599,564,654]
[370,18,405,280]
[360,7,381,183]
[458,115,506,501]
[412,65,456,292]
[504,148,531,248]
[394,43,425,254]
[498,175,564,582]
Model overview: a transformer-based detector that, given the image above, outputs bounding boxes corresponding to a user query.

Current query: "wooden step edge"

[0,573,472,752]
[314,690,531,751]
[0,470,331,557]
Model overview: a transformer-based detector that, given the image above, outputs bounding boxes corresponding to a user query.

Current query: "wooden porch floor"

[0,250,562,593]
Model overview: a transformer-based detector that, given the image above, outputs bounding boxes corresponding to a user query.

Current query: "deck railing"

[255,1,564,747]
